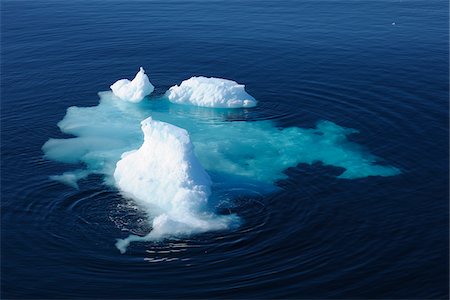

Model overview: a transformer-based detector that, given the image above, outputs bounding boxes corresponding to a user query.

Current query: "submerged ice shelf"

[43,70,400,252]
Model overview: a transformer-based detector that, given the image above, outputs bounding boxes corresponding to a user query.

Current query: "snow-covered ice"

[110,67,154,102]
[166,76,257,108]
[114,117,238,253]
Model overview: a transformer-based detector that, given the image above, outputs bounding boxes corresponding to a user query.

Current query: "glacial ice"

[43,77,401,253]
[43,91,400,189]
[110,67,154,102]
[114,117,238,253]
[166,76,257,108]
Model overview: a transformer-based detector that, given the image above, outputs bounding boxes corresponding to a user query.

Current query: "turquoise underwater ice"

[42,76,400,252]
[43,92,400,185]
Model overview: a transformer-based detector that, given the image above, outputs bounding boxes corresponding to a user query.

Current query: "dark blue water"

[1,0,448,298]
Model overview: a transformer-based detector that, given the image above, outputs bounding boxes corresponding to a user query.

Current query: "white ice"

[43,84,400,253]
[114,117,237,253]
[166,76,257,108]
[110,67,154,102]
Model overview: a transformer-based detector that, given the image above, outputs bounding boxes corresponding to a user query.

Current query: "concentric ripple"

[2,0,448,297]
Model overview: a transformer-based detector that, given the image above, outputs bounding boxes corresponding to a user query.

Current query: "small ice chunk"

[113,117,237,252]
[110,67,154,102]
[166,76,257,108]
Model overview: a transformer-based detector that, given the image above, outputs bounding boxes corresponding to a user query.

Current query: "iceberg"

[114,117,238,253]
[43,74,401,253]
[43,91,400,189]
[166,76,257,108]
[110,67,154,102]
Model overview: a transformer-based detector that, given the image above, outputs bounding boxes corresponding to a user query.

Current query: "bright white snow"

[113,117,238,253]
[110,67,154,102]
[166,76,257,108]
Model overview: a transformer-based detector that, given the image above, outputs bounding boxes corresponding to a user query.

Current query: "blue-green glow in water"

[42,91,400,250]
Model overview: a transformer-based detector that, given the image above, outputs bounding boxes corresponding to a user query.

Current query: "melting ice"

[166,76,257,108]
[110,67,154,102]
[42,69,400,252]
[114,117,238,253]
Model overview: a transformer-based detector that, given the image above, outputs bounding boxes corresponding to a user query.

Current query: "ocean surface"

[1,0,449,298]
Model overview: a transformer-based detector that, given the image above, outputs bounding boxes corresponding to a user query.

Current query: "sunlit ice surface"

[42,90,400,252]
